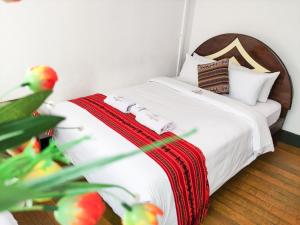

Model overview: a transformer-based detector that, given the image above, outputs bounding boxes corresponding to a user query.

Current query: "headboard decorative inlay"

[206,38,270,73]
[193,33,293,114]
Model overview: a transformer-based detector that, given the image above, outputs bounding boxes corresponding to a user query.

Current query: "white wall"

[185,0,300,135]
[1,0,299,135]
[0,0,184,101]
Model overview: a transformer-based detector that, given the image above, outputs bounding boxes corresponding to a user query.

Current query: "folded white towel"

[130,104,146,116]
[104,95,136,113]
[135,110,176,134]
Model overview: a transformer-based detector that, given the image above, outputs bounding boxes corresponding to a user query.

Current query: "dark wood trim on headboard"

[193,33,293,115]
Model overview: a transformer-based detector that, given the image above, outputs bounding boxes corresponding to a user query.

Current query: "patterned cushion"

[197,58,229,94]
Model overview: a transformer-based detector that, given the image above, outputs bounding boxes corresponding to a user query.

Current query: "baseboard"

[278,130,300,148]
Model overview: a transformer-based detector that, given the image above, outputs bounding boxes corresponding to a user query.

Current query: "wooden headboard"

[193,33,293,117]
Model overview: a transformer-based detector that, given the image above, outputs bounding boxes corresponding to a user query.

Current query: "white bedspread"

[52,77,274,225]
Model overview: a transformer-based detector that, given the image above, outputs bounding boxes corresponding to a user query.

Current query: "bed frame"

[193,33,293,137]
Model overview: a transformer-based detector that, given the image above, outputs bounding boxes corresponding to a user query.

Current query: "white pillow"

[258,72,280,102]
[192,53,215,64]
[229,65,279,103]
[193,53,280,103]
[178,54,214,86]
[229,68,269,105]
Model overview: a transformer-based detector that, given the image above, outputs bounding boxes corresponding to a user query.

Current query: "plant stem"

[55,136,90,152]
[10,205,58,212]
[101,190,132,211]
[34,183,137,200]
[121,202,132,211]
[56,126,84,131]
[21,82,30,87]
[27,129,197,191]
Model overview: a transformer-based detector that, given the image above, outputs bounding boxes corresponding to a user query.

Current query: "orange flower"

[123,203,163,225]
[24,66,58,92]
[54,193,106,225]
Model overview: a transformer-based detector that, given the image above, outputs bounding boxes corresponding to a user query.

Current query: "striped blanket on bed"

[70,93,209,225]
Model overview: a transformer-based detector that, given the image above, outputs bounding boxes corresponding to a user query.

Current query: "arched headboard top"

[193,33,293,112]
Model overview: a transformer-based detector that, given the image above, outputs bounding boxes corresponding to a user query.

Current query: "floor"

[13,142,300,225]
[202,142,300,225]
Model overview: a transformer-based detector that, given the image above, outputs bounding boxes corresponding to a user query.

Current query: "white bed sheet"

[251,100,281,126]
[52,77,274,225]
[222,94,281,127]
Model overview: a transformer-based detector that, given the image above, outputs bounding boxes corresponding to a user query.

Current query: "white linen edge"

[148,77,274,155]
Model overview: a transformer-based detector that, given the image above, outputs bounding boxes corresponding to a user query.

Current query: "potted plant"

[0,2,194,224]
[1,65,188,224]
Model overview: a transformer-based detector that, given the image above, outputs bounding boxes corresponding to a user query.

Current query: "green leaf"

[0,129,196,211]
[0,91,51,123]
[33,182,135,199]
[0,153,36,183]
[0,182,128,211]
[40,137,90,164]
[0,115,64,152]
[0,185,40,211]
[25,129,196,190]
[0,136,86,184]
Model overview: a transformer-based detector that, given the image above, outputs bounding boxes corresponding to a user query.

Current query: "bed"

[52,33,293,225]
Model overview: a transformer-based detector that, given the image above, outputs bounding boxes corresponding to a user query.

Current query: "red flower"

[6,138,40,156]
[123,203,163,225]
[24,66,58,92]
[54,193,106,225]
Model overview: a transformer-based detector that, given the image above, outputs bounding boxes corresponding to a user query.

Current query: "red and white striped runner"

[70,93,209,225]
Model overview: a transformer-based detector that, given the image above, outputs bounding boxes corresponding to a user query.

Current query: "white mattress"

[251,100,281,126]
[223,95,281,127]
[52,77,274,225]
